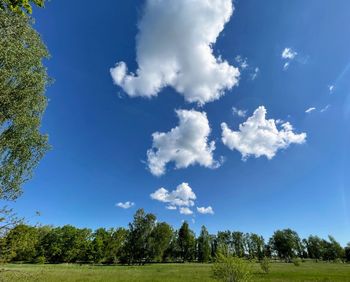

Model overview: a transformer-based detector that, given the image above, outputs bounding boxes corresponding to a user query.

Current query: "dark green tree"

[126,209,156,264]
[0,11,50,200]
[177,221,196,262]
[345,243,350,262]
[149,222,173,262]
[197,225,211,262]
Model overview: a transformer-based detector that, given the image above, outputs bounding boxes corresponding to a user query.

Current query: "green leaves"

[0,0,45,15]
[0,11,50,200]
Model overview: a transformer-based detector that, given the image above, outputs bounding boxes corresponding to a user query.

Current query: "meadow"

[1,262,350,282]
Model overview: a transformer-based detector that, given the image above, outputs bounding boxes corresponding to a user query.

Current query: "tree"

[177,221,196,262]
[269,229,301,262]
[0,206,22,236]
[305,235,323,260]
[322,236,344,261]
[231,231,245,258]
[91,228,109,263]
[2,224,39,262]
[197,225,211,262]
[0,0,44,15]
[126,209,157,264]
[149,222,173,262]
[0,10,50,200]
[104,228,128,264]
[244,233,265,260]
[345,243,350,262]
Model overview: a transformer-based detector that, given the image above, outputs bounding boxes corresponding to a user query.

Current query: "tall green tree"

[0,0,44,15]
[269,229,301,261]
[149,222,173,262]
[177,221,196,262]
[231,231,245,258]
[0,11,50,200]
[197,225,211,262]
[126,209,156,264]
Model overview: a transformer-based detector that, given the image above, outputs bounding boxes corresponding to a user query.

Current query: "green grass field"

[1,262,350,282]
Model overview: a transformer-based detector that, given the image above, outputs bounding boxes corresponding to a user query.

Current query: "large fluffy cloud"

[221,106,306,160]
[110,0,239,105]
[147,109,219,176]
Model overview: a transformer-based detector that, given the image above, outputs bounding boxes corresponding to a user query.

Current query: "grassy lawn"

[1,262,350,282]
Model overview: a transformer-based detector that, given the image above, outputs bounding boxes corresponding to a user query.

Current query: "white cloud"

[116,201,135,209]
[150,182,196,208]
[305,107,316,113]
[320,104,330,113]
[147,109,219,176]
[110,0,239,105]
[282,48,297,60]
[235,55,249,69]
[197,206,214,215]
[151,183,196,215]
[232,107,247,118]
[251,67,259,80]
[283,62,290,71]
[328,85,334,93]
[221,106,306,160]
[180,207,193,215]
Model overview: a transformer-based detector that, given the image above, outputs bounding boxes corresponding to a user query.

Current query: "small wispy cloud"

[232,107,247,118]
[235,55,249,70]
[282,48,298,71]
[328,85,334,94]
[251,67,259,80]
[320,104,330,113]
[197,206,214,215]
[305,107,316,113]
[116,201,135,209]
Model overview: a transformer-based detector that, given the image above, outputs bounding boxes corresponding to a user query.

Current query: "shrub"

[260,257,270,274]
[292,258,301,266]
[34,256,46,264]
[212,253,252,282]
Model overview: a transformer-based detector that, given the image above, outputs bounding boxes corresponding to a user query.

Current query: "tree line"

[0,209,349,264]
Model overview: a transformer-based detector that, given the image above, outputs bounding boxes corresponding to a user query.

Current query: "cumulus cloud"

[151,183,196,215]
[180,207,193,215]
[151,183,213,216]
[232,107,247,118]
[116,201,135,209]
[221,106,306,160]
[150,183,196,207]
[282,48,297,60]
[305,107,316,113]
[147,109,219,176]
[197,206,214,215]
[110,0,239,105]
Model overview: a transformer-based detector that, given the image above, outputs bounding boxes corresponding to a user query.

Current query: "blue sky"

[9,0,350,245]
